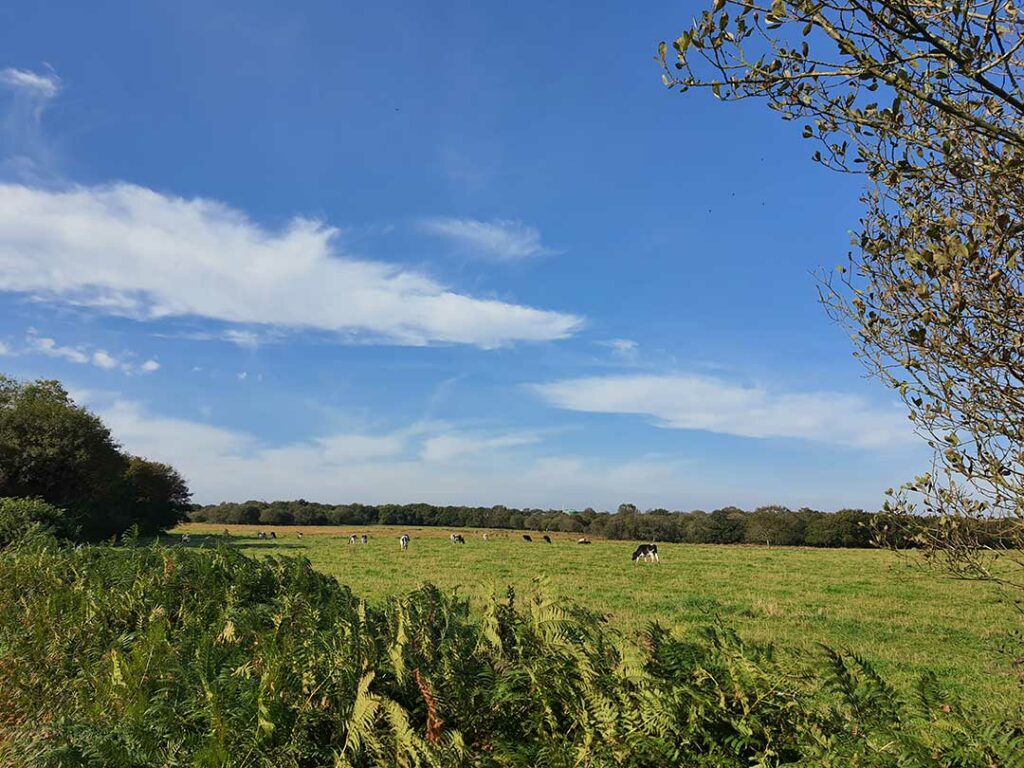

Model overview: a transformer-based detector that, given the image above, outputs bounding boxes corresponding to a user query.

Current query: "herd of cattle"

[234,529,660,562]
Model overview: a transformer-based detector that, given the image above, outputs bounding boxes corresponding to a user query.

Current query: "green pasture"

[178,523,1022,712]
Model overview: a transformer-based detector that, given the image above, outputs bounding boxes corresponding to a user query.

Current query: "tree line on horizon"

[192,499,925,548]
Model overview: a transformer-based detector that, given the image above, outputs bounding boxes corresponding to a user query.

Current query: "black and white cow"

[577,538,591,545]
[542,534,552,543]
[297,532,304,539]
[400,534,410,550]
[522,534,533,542]
[270,531,277,539]
[181,533,191,544]
[631,544,659,563]
[257,531,266,539]
[348,534,358,545]
[450,533,465,544]
[361,534,368,545]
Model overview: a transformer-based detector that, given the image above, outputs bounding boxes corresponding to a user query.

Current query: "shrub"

[2,539,1021,766]
[0,497,77,546]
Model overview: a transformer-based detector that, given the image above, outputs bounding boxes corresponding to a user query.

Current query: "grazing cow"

[400,534,410,550]
[482,532,489,541]
[257,531,266,539]
[181,533,191,544]
[297,532,304,539]
[223,528,230,536]
[450,533,465,544]
[348,534,358,545]
[577,538,591,545]
[270,531,277,539]
[631,544,659,563]
[542,535,552,544]
[522,534,533,542]
[361,534,368,545]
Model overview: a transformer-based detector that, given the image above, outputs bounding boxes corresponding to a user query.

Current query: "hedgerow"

[0,537,1020,767]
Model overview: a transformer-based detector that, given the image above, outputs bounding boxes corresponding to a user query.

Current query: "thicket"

[1,535,1020,767]
[192,500,1013,549]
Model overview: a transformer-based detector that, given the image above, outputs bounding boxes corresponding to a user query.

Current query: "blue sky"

[0,0,929,509]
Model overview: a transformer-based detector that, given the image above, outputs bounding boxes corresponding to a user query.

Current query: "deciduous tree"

[0,375,191,539]
[123,456,192,535]
[0,376,127,538]
[661,0,1024,583]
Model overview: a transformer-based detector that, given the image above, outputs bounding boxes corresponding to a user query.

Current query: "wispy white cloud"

[27,332,90,364]
[222,329,265,349]
[420,431,541,462]
[1,66,60,180]
[167,328,279,349]
[421,217,557,261]
[598,338,640,363]
[0,183,583,347]
[21,329,159,374]
[0,67,60,99]
[531,373,914,447]
[602,339,637,354]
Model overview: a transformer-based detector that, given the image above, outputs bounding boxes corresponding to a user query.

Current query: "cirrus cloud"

[0,183,583,348]
[531,373,915,448]
[1,66,61,179]
[0,67,60,99]
[421,217,557,261]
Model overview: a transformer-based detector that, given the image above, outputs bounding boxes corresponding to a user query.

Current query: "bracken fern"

[0,536,1020,767]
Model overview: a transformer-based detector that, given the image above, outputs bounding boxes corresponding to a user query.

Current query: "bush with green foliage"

[1,537,1020,766]
[0,496,77,546]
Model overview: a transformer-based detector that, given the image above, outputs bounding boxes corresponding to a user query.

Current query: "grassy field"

[177,522,1022,711]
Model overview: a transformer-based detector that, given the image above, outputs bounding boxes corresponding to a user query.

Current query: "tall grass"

[1,535,1020,767]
